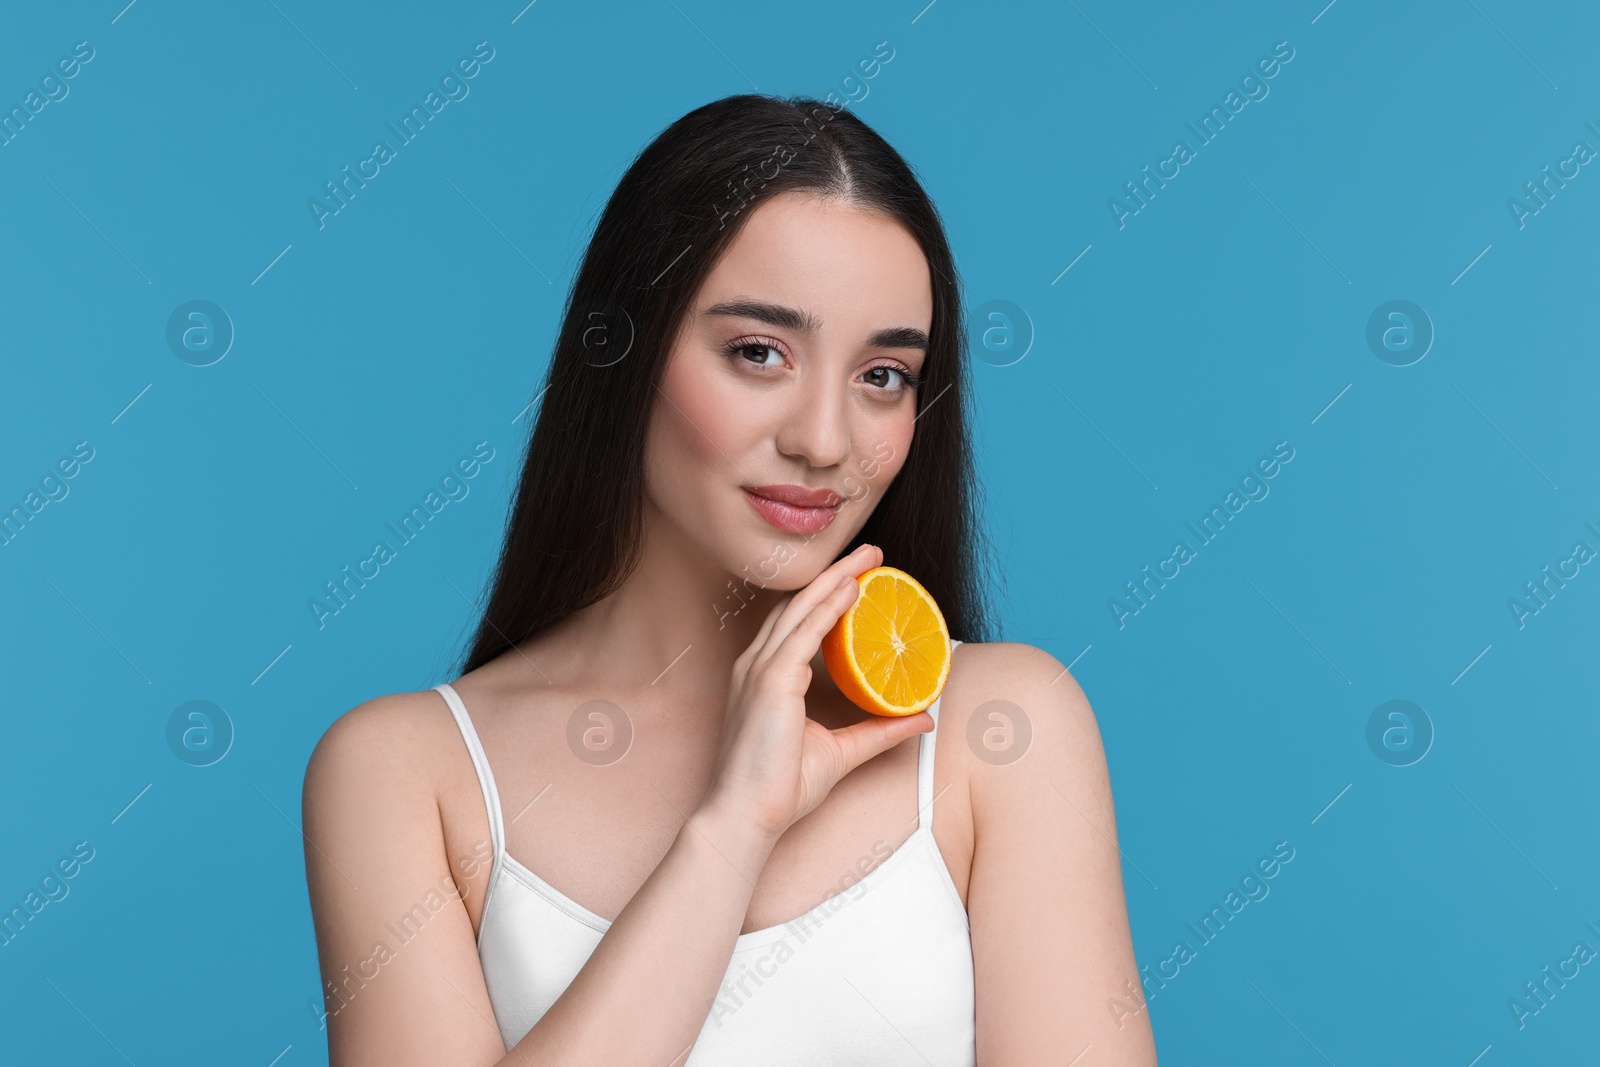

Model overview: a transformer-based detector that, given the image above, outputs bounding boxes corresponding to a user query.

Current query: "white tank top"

[433,639,975,1063]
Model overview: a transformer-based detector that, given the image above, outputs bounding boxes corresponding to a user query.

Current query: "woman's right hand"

[700,542,937,842]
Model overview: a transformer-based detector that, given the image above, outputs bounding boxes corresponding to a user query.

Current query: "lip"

[745,484,844,508]
[743,485,843,534]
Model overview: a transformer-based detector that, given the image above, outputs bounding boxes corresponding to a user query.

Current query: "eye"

[862,362,925,394]
[722,336,788,369]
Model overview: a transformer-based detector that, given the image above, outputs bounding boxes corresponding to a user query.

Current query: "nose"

[773,366,851,470]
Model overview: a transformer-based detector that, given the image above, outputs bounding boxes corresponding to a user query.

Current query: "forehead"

[697,191,933,330]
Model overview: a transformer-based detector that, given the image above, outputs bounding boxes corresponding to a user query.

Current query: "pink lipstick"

[743,484,843,535]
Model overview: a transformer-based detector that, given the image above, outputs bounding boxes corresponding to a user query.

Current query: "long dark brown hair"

[456,93,997,676]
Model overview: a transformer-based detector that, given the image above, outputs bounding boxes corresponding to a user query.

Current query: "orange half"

[822,565,952,717]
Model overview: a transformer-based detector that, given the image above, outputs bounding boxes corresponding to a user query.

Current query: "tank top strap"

[433,683,505,859]
[917,638,961,833]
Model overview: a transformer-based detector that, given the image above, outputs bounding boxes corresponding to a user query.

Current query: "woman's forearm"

[496,800,776,1065]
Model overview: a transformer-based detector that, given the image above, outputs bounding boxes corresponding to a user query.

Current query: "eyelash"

[721,336,926,393]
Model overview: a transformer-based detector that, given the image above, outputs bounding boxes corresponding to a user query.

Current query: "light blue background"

[3,1,1596,1062]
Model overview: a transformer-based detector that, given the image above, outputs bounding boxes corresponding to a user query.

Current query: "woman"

[302,93,1156,1066]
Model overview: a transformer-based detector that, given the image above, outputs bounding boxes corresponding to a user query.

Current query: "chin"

[723,531,839,594]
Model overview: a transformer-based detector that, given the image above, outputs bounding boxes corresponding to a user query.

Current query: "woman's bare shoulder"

[946,639,1094,707]
[302,687,461,808]
[299,685,510,1063]
[939,639,1103,780]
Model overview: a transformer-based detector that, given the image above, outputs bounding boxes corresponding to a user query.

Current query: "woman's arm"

[963,643,1159,1065]
[302,693,780,1067]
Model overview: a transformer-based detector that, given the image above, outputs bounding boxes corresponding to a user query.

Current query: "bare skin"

[302,190,1157,1065]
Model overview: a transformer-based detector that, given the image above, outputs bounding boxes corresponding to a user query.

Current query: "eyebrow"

[702,299,929,353]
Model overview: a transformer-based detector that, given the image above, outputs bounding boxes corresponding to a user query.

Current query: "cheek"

[651,351,759,486]
[846,421,914,504]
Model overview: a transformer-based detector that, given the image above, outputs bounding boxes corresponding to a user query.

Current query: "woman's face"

[645,190,933,592]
